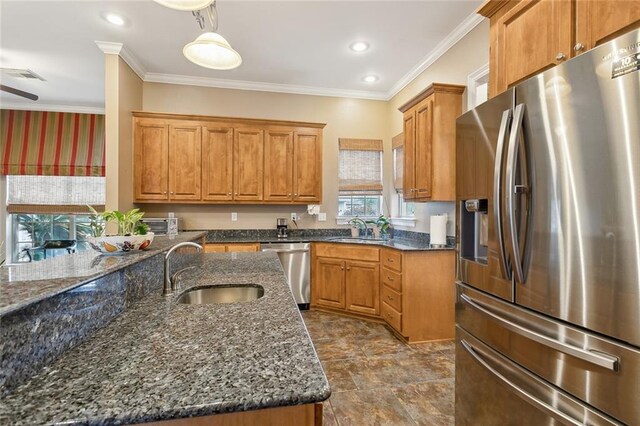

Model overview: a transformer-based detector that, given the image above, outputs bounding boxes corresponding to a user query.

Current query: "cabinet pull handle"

[387,258,394,263]
[387,276,394,281]
[555,52,566,61]
[573,43,584,52]
[387,295,394,300]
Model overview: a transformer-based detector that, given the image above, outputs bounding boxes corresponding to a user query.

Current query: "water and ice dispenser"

[459,199,488,264]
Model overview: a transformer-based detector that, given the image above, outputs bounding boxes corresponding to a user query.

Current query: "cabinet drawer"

[381,267,402,292]
[382,301,402,333]
[381,284,402,312]
[381,249,402,272]
[314,243,379,262]
[204,244,226,253]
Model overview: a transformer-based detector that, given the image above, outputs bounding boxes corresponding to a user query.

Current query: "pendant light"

[153,0,213,11]
[182,1,242,70]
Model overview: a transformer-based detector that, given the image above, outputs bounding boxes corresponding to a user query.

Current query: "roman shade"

[392,133,404,191]
[1,109,105,176]
[338,138,383,193]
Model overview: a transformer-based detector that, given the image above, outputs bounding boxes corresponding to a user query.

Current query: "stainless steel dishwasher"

[261,242,310,309]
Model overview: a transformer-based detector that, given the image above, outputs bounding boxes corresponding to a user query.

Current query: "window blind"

[392,133,404,192]
[338,138,383,194]
[1,109,105,177]
[6,175,105,214]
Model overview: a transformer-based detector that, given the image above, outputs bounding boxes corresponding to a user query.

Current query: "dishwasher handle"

[261,248,310,254]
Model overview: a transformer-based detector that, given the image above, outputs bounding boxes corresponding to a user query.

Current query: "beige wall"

[105,55,142,214]
[385,20,490,234]
[141,83,388,230]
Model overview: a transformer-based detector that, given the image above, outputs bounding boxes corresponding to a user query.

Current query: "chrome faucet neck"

[163,242,202,296]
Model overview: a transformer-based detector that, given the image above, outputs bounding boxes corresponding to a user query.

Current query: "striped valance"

[1,109,105,176]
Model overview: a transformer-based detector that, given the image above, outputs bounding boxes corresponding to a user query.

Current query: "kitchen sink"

[177,284,264,305]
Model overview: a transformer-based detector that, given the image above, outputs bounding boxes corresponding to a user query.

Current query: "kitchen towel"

[430,214,447,246]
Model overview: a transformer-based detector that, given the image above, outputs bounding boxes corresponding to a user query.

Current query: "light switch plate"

[318,212,327,222]
[231,212,238,221]
[291,212,297,221]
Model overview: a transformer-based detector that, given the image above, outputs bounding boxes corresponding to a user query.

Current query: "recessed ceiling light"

[104,13,125,26]
[350,41,370,52]
[362,75,378,83]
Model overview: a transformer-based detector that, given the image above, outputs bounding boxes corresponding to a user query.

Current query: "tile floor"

[301,310,455,426]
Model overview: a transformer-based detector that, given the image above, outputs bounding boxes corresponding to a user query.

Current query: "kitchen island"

[0,250,330,425]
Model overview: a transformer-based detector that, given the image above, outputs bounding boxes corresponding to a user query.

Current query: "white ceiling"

[0,0,483,111]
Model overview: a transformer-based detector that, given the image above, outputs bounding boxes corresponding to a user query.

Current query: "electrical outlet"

[231,212,237,221]
[318,212,327,222]
[291,212,297,221]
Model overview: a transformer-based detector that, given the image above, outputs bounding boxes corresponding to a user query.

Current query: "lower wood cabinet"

[311,243,456,343]
[204,243,260,253]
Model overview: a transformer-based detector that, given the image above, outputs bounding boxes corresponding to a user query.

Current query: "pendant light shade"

[183,32,242,70]
[153,0,213,11]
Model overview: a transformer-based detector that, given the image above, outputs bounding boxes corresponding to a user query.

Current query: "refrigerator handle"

[505,104,527,284]
[461,339,589,426]
[494,109,512,280]
[460,293,619,371]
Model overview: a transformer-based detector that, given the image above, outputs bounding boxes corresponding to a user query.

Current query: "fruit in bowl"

[86,207,154,254]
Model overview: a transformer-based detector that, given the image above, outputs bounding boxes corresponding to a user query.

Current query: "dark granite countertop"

[0,232,207,316]
[0,252,330,425]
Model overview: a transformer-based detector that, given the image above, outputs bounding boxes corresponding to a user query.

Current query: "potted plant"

[348,217,366,237]
[368,215,391,239]
[86,206,154,254]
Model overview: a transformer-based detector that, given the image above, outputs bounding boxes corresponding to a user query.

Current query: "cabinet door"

[202,126,234,201]
[345,260,380,316]
[293,130,322,203]
[264,130,293,202]
[497,0,573,91]
[414,97,433,200]
[134,121,169,201]
[314,258,346,309]
[576,0,640,51]
[402,111,416,200]
[168,124,201,201]
[234,128,264,201]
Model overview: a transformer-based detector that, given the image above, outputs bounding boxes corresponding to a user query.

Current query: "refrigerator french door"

[456,29,640,425]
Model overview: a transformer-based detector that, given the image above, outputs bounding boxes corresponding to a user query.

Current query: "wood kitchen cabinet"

[311,243,456,342]
[132,112,325,204]
[204,243,261,253]
[312,243,380,317]
[399,83,465,202]
[479,0,640,97]
[263,129,322,203]
[202,126,234,201]
[134,120,201,201]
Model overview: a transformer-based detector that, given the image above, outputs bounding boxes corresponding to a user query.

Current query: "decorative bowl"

[87,233,154,254]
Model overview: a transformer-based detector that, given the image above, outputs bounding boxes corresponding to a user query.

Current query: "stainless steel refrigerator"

[455,29,640,425]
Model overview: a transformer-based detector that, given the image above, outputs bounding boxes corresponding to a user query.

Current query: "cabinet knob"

[228,192,232,196]
[288,193,292,197]
[386,313,392,319]
[170,192,174,195]
[163,191,167,195]
[294,193,298,197]
[555,52,566,61]
[235,193,238,196]
[341,266,344,270]
[346,266,351,271]
[574,43,584,52]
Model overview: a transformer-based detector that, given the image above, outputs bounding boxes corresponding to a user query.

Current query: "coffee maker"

[276,218,288,238]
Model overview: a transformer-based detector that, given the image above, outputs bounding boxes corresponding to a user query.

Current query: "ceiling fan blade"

[0,84,39,101]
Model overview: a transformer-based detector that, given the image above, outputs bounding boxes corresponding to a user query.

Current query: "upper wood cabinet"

[399,83,465,202]
[292,130,322,203]
[132,112,325,204]
[134,120,169,201]
[480,0,640,97]
[169,124,202,201]
[202,126,234,202]
[234,127,264,201]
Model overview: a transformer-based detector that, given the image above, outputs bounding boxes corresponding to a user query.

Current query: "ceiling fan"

[0,68,43,101]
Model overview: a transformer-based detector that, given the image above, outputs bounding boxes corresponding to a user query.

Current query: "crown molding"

[95,41,123,55]
[386,12,485,100]
[0,102,104,114]
[144,72,389,101]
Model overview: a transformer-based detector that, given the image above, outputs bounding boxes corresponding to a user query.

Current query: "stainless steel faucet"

[163,242,202,296]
